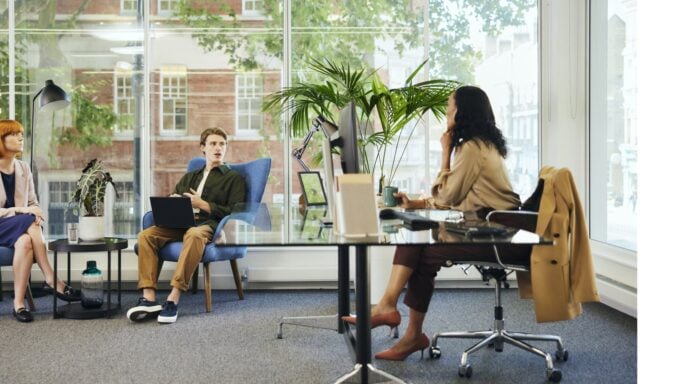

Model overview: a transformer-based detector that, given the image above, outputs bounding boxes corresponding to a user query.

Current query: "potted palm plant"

[264,58,458,194]
[69,159,117,241]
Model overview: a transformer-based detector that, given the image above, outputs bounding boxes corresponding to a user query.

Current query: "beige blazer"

[428,139,520,211]
[517,166,600,323]
[0,159,39,218]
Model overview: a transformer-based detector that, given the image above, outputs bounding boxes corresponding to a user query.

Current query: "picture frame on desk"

[298,171,328,206]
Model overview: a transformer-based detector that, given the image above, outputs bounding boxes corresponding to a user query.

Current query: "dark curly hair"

[451,86,508,158]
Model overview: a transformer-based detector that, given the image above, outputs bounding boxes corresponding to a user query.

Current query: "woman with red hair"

[0,119,80,323]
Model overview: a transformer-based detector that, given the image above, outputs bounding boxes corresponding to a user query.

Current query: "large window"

[235,74,263,137]
[2,1,536,240]
[159,65,187,134]
[114,63,134,133]
[590,0,637,251]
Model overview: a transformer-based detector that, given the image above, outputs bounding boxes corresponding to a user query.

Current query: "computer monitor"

[337,102,360,174]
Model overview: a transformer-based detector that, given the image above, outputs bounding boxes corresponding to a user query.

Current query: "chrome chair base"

[334,363,408,384]
[429,275,567,383]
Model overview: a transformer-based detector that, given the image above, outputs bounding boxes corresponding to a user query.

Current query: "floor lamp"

[30,79,70,174]
[29,80,70,297]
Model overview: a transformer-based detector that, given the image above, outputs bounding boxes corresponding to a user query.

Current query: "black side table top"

[48,237,128,252]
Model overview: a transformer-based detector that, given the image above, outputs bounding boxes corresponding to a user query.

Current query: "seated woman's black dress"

[0,172,35,247]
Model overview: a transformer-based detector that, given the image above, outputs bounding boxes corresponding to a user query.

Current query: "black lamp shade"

[39,80,70,112]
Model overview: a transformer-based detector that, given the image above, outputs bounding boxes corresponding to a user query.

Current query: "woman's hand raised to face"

[440,131,453,156]
[440,131,455,171]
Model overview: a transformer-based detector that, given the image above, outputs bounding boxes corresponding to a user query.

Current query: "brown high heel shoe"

[374,333,431,361]
[341,310,401,330]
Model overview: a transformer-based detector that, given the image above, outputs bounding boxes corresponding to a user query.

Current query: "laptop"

[150,197,196,229]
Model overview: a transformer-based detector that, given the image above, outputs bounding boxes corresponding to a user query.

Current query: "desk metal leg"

[107,250,112,317]
[276,246,350,338]
[53,251,58,319]
[335,245,407,384]
[118,249,122,308]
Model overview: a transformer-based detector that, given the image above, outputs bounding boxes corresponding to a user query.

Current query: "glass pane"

[15,4,144,240]
[290,1,538,202]
[149,2,284,202]
[428,1,539,201]
[1,1,7,119]
[590,0,637,251]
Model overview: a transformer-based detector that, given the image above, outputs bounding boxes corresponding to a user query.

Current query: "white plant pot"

[78,216,105,241]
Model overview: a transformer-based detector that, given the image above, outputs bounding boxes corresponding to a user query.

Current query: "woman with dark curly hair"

[342,86,524,360]
[0,120,81,323]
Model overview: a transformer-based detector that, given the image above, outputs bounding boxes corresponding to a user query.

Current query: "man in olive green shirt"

[128,128,246,324]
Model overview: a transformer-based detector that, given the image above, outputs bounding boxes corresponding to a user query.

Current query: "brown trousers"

[137,225,214,292]
[394,243,531,313]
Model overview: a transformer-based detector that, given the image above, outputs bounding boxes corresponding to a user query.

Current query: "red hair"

[0,120,24,158]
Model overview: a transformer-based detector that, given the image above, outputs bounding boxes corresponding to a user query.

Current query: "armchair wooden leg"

[230,260,244,300]
[192,267,199,294]
[26,282,35,312]
[203,263,212,312]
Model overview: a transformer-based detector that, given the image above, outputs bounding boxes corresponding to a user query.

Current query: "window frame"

[159,66,188,136]
[235,73,263,138]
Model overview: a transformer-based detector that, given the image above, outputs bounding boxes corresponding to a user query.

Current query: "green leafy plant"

[264,58,459,189]
[69,159,117,217]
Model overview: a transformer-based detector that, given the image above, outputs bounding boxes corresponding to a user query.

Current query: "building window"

[158,0,179,14]
[160,65,187,134]
[236,74,263,137]
[243,0,264,16]
[114,63,134,134]
[121,0,137,14]
[589,0,637,251]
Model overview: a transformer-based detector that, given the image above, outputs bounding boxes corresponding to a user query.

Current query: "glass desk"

[216,203,552,384]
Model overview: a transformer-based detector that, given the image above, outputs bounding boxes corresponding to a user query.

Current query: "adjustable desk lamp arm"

[291,115,340,171]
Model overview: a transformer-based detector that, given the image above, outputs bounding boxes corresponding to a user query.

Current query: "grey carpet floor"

[0,288,636,384]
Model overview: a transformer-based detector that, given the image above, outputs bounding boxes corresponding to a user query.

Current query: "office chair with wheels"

[135,157,271,312]
[429,177,568,383]
[0,246,36,311]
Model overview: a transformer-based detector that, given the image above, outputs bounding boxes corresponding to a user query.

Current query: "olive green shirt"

[173,164,246,231]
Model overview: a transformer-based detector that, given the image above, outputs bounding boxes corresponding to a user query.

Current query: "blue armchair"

[0,247,36,310]
[136,157,271,312]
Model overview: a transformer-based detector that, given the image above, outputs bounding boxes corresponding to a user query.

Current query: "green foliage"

[263,58,459,186]
[57,83,119,149]
[69,159,117,217]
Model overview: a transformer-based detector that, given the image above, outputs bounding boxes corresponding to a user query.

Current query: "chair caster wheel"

[458,364,472,378]
[555,349,569,361]
[546,368,562,382]
[429,346,441,359]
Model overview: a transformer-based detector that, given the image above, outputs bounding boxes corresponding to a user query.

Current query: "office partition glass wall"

[2,0,538,241]
[590,0,637,251]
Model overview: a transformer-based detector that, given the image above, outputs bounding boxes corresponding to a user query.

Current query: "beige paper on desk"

[334,174,380,238]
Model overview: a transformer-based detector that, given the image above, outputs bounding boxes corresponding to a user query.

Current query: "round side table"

[48,238,128,319]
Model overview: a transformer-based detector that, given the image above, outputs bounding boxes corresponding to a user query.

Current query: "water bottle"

[81,260,104,309]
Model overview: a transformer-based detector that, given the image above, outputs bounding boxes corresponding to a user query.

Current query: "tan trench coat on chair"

[516,166,600,323]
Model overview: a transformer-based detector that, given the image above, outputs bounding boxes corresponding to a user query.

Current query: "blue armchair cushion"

[0,246,14,266]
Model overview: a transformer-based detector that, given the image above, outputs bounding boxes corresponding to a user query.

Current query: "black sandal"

[42,282,82,302]
[12,307,34,323]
